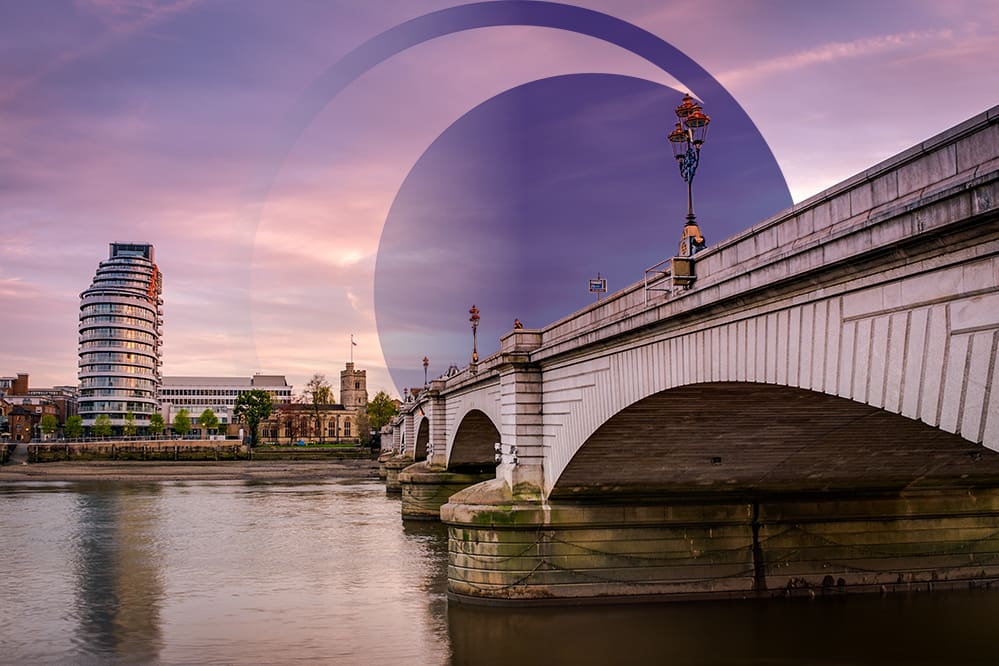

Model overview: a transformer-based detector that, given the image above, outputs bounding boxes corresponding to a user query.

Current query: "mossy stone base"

[399,461,496,520]
[384,456,412,494]
[442,480,999,604]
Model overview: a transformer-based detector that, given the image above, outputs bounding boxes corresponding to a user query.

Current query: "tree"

[173,409,191,438]
[356,409,372,445]
[40,413,58,438]
[366,391,398,430]
[149,413,165,436]
[93,414,112,438]
[65,415,83,438]
[122,411,137,437]
[198,408,219,436]
[304,374,333,443]
[234,389,273,447]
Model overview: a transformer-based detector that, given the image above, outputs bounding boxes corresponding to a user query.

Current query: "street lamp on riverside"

[469,304,480,371]
[668,93,711,257]
[423,356,429,388]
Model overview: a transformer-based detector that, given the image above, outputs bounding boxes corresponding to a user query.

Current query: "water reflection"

[4,480,999,665]
[403,518,451,659]
[72,484,164,662]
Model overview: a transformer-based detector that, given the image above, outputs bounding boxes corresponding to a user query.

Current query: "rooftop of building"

[109,242,154,261]
[252,375,289,387]
[162,375,290,388]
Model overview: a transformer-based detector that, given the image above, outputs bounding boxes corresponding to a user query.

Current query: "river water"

[2,479,999,665]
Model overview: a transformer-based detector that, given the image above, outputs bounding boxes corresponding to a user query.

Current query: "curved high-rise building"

[78,243,163,429]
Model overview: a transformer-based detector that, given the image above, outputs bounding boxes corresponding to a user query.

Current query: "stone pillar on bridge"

[401,410,416,459]
[496,329,545,497]
[426,381,448,468]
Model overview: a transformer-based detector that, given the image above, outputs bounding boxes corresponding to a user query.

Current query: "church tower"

[340,362,367,409]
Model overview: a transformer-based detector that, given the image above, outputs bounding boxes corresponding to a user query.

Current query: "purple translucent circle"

[375,74,790,390]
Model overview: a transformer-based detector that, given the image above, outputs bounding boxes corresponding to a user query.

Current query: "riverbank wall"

[24,441,376,463]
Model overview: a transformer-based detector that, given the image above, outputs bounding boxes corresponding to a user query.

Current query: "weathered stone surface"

[377,450,394,479]
[444,482,999,604]
[399,460,495,520]
[383,455,411,494]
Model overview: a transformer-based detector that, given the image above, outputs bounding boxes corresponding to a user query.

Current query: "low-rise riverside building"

[1,373,77,441]
[1,398,58,442]
[160,374,293,426]
[260,403,362,444]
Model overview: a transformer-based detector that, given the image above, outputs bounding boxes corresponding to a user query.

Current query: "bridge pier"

[399,461,496,520]
[377,450,393,480]
[442,479,999,604]
[383,455,411,494]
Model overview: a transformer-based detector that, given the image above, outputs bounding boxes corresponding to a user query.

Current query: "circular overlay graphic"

[375,73,790,390]
[279,2,791,390]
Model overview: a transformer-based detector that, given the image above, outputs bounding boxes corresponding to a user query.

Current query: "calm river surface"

[2,479,999,665]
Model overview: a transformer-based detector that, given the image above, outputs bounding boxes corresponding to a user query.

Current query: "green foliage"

[173,409,191,437]
[122,411,137,437]
[304,374,333,443]
[356,409,372,445]
[149,413,165,435]
[93,414,112,438]
[234,389,273,447]
[198,408,219,433]
[65,415,83,438]
[40,413,58,436]
[366,391,398,430]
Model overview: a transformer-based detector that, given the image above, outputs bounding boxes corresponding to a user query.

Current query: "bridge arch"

[414,416,430,461]
[549,382,999,499]
[447,408,501,472]
[542,272,999,496]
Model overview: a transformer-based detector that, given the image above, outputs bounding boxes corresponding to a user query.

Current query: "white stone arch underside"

[543,262,999,495]
[445,387,503,466]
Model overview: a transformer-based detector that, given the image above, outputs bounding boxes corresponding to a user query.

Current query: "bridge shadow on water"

[447,589,999,665]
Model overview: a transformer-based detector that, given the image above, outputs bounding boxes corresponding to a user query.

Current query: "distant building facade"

[160,374,293,425]
[260,403,361,443]
[259,362,369,444]
[77,242,163,429]
[27,385,79,425]
[0,373,72,441]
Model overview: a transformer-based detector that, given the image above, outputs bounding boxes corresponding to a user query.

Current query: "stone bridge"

[383,105,999,604]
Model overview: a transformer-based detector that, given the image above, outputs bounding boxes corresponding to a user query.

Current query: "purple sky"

[2,0,997,398]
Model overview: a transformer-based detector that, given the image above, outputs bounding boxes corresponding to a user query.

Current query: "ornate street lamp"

[668,93,711,257]
[422,356,429,388]
[468,304,480,369]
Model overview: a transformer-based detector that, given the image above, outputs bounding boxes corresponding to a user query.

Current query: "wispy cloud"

[717,29,954,87]
[0,0,198,106]
[73,0,197,33]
